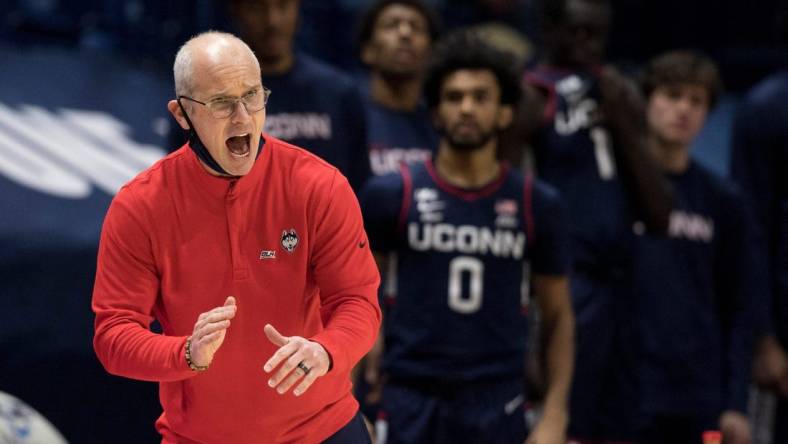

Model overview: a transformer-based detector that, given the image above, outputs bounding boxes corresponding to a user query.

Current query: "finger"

[194,319,231,340]
[194,309,236,331]
[293,368,320,396]
[225,296,236,306]
[196,329,225,346]
[272,348,310,384]
[264,324,288,347]
[197,305,238,327]
[274,361,309,395]
[263,340,301,373]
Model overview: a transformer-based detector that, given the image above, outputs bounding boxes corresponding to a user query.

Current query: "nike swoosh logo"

[358,240,367,248]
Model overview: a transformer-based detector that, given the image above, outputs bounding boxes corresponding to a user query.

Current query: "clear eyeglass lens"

[208,90,265,118]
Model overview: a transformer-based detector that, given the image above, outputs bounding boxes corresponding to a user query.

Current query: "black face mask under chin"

[176,99,264,177]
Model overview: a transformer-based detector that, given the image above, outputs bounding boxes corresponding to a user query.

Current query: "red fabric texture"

[92,135,381,443]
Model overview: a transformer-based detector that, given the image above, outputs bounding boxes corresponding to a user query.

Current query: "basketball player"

[356,0,441,176]
[521,0,673,439]
[360,30,574,444]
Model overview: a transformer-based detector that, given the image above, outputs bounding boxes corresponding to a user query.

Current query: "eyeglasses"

[178,87,272,119]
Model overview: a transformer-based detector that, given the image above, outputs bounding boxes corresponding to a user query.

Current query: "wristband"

[185,337,209,372]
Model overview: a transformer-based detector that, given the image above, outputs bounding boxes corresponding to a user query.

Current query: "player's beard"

[441,122,498,152]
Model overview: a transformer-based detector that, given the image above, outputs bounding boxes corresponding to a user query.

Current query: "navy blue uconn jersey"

[633,160,758,418]
[526,67,634,270]
[360,160,570,383]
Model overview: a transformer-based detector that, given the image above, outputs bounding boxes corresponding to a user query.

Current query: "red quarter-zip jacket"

[92,135,381,443]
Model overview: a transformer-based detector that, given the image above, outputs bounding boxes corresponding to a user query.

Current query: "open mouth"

[226,134,251,158]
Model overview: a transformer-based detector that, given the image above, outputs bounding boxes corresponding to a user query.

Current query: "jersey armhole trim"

[523,175,536,247]
[523,72,558,125]
[398,163,413,234]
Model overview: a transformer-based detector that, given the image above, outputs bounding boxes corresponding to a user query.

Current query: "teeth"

[226,132,251,159]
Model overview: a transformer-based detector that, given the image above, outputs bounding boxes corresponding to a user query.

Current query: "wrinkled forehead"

[191,42,261,94]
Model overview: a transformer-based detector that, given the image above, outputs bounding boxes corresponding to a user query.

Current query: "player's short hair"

[356,0,442,53]
[640,50,723,109]
[423,30,521,109]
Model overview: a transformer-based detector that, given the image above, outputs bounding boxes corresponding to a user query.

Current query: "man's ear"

[167,100,190,130]
[497,104,514,130]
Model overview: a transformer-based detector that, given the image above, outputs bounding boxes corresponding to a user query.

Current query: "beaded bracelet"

[185,337,209,372]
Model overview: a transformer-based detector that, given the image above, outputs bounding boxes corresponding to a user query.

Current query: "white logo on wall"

[0,103,165,199]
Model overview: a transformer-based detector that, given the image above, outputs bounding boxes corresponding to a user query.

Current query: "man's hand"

[363,333,385,404]
[719,410,751,444]
[525,411,567,444]
[263,324,331,396]
[189,296,237,367]
[753,335,788,395]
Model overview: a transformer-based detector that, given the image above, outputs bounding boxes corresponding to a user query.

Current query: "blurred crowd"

[2,0,788,443]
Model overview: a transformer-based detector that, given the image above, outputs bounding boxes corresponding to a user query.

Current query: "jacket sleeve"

[730,97,778,337]
[92,187,193,382]
[718,191,759,412]
[307,171,382,376]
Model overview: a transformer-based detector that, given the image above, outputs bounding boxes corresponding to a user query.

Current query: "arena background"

[0,0,786,442]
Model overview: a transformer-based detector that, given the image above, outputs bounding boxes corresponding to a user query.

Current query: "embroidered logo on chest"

[414,187,444,223]
[495,198,519,228]
[281,229,299,253]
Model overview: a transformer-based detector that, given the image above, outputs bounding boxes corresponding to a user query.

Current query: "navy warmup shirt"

[362,92,437,177]
[634,161,758,417]
[262,53,370,191]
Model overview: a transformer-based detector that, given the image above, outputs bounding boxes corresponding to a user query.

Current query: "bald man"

[92,32,381,443]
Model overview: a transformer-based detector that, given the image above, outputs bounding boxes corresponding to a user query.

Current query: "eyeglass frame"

[177,87,272,119]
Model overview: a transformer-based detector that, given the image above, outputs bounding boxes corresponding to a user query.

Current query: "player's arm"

[356,171,404,400]
[729,93,788,392]
[515,77,550,147]
[716,190,759,444]
[360,251,390,403]
[528,274,574,444]
[526,182,574,444]
[598,66,673,234]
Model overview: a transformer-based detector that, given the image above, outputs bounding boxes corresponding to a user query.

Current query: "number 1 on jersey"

[590,126,616,180]
[448,256,484,314]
